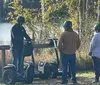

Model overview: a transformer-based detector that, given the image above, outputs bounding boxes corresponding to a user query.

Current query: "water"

[0,23,12,45]
[0,41,10,45]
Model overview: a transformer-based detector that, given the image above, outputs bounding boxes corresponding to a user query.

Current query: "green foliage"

[77,71,94,78]
[49,2,69,24]
[65,0,79,28]
[6,0,69,43]
[40,0,69,27]
[6,0,98,71]
[7,0,38,24]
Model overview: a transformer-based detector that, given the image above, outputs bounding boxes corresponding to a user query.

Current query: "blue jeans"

[61,53,76,82]
[92,57,100,80]
[10,48,23,74]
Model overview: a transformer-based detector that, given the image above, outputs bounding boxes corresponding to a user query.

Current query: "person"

[58,21,81,84]
[10,16,31,75]
[89,24,100,83]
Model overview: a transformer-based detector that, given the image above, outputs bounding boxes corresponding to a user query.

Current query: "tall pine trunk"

[98,0,100,22]
[0,0,4,21]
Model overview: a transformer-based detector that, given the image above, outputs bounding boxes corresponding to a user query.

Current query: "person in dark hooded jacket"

[10,16,31,75]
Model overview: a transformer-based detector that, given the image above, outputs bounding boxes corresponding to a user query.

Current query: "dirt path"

[31,77,94,85]
[0,77,99,85]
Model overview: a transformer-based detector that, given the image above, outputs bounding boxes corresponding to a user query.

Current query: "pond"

[0,23,12,45]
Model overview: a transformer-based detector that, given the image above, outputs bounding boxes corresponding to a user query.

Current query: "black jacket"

[11,23,31,50]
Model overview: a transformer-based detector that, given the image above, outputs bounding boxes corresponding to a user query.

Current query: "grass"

[77,71,95,78]
[0,69,100,85]
[75,71,100,85]
[0,50,100,85]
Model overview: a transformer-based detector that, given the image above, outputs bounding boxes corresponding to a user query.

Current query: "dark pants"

[92,57,100,80]
[61,53,76,82]
[10,48,23,74]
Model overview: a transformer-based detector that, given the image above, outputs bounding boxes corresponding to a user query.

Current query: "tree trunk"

[98,0,100,22]
[78,0,83,36]
[0,0,4,21]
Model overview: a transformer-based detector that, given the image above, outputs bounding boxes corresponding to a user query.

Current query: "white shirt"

[90,32,100,58]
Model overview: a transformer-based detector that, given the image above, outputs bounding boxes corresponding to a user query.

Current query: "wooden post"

[2,49,6,66]
[1,49,6,79]
[0,45,10,78]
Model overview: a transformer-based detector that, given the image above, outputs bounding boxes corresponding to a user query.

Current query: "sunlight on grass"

[77,71,95,78]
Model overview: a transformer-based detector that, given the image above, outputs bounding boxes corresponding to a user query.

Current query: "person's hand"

[27,38,32,42]
[89,51,92,56]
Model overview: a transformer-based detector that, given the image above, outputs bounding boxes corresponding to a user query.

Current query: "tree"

[0,0,4,21]
[6,0,69,43]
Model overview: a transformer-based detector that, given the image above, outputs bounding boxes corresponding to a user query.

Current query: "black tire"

[23,65,34,84]
[2,69,16,84]
[39,65,50,79]
[50,64,58,78]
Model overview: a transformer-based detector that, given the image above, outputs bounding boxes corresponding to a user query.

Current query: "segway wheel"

[2,69,16,84]
[50,64,58,78]
[39,66,50,79]
[23,65,34,84]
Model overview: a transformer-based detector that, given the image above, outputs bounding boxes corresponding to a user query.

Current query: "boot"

[92,76,99,83]
[92,79,99,83]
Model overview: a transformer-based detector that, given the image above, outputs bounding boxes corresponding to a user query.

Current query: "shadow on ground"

[0,77,100,85]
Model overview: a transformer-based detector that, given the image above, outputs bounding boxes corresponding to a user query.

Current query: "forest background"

[0,0,100,73]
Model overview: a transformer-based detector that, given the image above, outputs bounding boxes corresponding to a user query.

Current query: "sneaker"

[72,80,77,84]
[92,80,99,83]
[61,81,68,84]
[61,82,68,84]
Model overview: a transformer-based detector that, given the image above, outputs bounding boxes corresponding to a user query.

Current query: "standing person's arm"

[22,27,31,41]
[58,34,64,53]
[89,35,96,56]
[77,35,81,50]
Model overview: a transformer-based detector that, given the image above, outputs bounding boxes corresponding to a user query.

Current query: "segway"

[48,39,71,78]
[37,61,51,79]
[48,39,59,78]
[2,41,34,84]
[33,39,58,79]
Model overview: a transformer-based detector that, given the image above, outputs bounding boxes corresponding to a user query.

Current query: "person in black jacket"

[10,16,31,75]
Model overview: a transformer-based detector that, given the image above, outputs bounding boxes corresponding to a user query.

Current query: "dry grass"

[0,50,99,85]
[0,50,93,70]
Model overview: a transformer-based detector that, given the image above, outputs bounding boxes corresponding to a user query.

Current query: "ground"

[0,71,99,85]
[0,77,100,85]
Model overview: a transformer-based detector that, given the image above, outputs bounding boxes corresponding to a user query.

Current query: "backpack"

[23,41,34,57]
